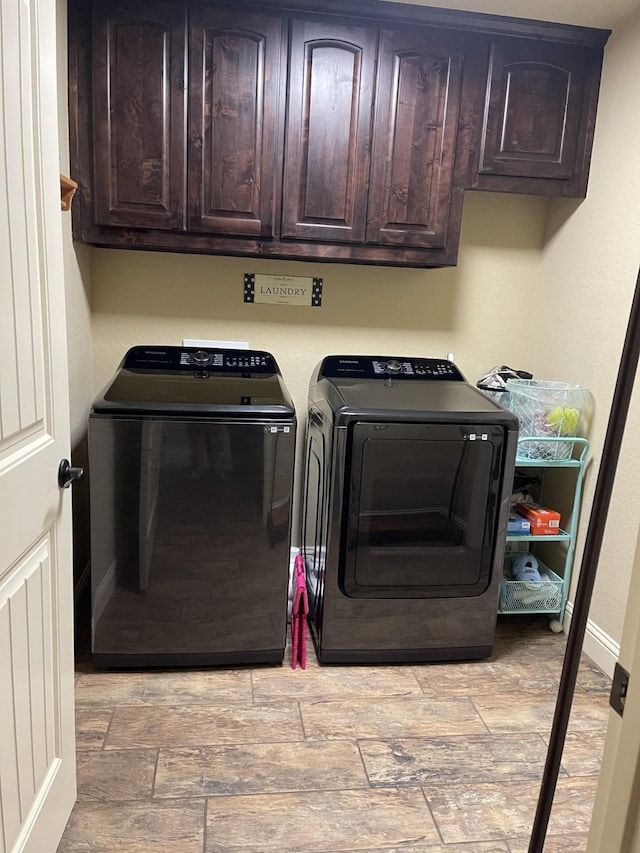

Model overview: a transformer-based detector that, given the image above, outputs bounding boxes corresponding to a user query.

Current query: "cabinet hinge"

[610,661,630,718]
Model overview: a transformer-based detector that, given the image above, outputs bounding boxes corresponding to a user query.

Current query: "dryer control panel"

[319,355,465,381]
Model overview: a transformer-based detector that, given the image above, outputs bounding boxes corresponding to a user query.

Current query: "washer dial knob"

[192,350,211,366]
[385,359,402,375]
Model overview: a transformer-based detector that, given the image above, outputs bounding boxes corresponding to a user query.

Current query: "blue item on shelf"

[507,512,531,535]
[511,553,541,585]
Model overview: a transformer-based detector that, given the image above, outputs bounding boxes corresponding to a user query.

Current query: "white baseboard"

[564,601,619,678]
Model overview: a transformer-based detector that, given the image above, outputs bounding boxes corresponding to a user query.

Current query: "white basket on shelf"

[499,565,564,613]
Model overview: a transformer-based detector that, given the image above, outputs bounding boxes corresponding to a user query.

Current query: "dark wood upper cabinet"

[188,8,283,236]
[91,2,186,230]
[366,28,464,249]
[282,21,465,258]
[281,20,377,244]
[69,0,610,267]
[468,37,604,197]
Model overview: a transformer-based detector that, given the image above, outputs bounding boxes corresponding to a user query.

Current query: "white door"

[587,520,640,851]
[0,0,76,850]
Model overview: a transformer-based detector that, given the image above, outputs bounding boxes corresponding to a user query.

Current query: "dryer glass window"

[342,423,506,598]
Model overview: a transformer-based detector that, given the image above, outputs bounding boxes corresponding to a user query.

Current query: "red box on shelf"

[515,502,561,535]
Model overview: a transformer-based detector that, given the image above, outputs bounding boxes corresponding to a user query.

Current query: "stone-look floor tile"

[300,696,487,740]
[423,776,596,845]
[576,658,612,693]
[204,788,440,852]
[360,733,550,786]
[508,833,588,852]
[74,669,253,707]
[427,778,536,844]
[57,799,205,852]
[563,689,612,731]
[490,641,566,669]
[491,625,567,659]
[546,776,599,836]
[537,653,602,680]
[253,664,422,701]
[155,740,368,797]
[61,614,610,852]
[350,845,510,853]
[76,748,158,801]
[487,638,511,660]
[354,841,510,853]
[471,690,609,734]
[75,708,112,750]
[105,701,303,748]
[551,730,606,776]
[412,659,560,698]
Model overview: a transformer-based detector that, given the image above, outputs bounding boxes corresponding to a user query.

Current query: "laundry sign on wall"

[244,273,323,307]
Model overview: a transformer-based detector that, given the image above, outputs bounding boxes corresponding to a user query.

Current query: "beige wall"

[90,193,546,403]
[534,10,640,644]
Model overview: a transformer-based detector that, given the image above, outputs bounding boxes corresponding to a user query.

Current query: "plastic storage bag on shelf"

[476,365,533,405]
[506,378,588,461]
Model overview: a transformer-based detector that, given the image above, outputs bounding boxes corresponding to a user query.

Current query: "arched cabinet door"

[92,2,187,229]
[281,19,378,244]
[366,28,465,249]
[188,8,283,237]
[473,37,603,197]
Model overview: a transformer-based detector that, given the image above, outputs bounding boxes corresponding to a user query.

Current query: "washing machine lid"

[311,355,518,425]
[92,346,295,417]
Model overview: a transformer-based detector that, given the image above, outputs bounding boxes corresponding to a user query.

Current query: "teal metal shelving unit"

[499,436,590,628]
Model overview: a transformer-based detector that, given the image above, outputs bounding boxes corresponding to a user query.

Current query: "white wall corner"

[564,601,620,678]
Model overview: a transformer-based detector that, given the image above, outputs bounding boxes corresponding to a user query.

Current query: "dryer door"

[341,421,507,598]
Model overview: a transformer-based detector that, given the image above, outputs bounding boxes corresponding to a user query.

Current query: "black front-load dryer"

[301,355,519,663]
[89,345,296,668]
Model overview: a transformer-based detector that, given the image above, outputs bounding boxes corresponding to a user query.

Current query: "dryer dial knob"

[385,359,402,375]
[192,350,211,366]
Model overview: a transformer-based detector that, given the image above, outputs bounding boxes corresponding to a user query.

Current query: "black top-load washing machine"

[89,345,296,668]
[301,354,519,663]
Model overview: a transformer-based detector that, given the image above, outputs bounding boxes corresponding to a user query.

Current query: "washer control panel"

[122,346,277,374]
[179,350,272,370]
[320,355,464,381]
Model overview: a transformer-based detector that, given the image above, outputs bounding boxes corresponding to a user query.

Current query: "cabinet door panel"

[188,9,282,236]
[281,20,377,243]
[92,2,186,229]
[367,29,464,248]
[479,39,587,182]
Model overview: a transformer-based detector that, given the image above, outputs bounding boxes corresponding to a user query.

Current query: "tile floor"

[58,616,611,853]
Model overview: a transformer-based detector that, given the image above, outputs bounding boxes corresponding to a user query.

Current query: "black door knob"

[58,458,85,489]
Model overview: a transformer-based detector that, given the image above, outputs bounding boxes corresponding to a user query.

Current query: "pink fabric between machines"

[291,554,309,669]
